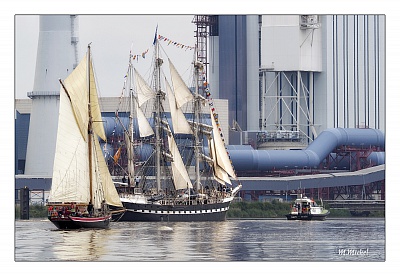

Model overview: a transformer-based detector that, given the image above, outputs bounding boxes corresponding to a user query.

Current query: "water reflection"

[15,218,385,261]
[52,228,109,261]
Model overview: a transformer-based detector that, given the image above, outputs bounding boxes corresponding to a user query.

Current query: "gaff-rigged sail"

[49,87,91,204]
[165,77,193,134]
[169,58,194,108]
[167,134,193,190]
[49,52,122,208]
[63,54,106,142]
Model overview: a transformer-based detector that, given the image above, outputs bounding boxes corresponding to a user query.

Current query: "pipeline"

[227,128,385,172]
[102,117,385,172]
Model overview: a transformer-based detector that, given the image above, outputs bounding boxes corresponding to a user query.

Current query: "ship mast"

[128,57,135,187]
[193,51,202,191]
[154,38,162,192]
[87,44,94,205]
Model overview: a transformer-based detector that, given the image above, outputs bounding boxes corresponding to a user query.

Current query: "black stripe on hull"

[48,217,111,229]
[114,201,231,222]
[48,217,81,229]
[285,214,329,221]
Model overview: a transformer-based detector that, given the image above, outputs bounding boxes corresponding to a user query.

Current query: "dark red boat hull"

[49,215,111,229]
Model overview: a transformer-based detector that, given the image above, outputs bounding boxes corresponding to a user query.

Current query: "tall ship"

[112,33,241,222]
[47,45,124,229]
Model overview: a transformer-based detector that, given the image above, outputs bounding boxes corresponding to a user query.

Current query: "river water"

[14,218,384,262]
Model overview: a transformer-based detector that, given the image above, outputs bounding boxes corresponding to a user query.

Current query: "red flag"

[113,147,121,164]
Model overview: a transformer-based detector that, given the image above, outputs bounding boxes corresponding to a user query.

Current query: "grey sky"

[15,15,196,99]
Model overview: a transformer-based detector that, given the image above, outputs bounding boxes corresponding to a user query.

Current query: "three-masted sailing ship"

[47,45,124,229]
[112,34,241,222]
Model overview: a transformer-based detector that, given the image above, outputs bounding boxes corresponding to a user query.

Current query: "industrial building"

[15,15,385,203]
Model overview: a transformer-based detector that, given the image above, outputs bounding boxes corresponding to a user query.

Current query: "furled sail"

[167,134,193,190]
[49,86,91,204]
[210,110,237,179]
[134,96,154,137]
[134,68,156,106]
[165,78,193,134]
[169,58,194,108]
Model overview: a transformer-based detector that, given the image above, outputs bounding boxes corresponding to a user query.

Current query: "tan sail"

[134,68,156,106]
[165,78,193,134]
[167,134,193,190]
[89,60,107,141]
[63,54,106,142]
[62,55,89,141]
[49,52,122,208]
[49,86,91,204]
[93,134,123,208]
[209,137,232,185]
[210,110,236,178]
[169,58,194,108]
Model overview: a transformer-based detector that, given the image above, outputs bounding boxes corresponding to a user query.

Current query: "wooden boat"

[47,44,124,229]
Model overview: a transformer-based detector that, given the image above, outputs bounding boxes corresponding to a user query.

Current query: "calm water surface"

[15,218,384,261]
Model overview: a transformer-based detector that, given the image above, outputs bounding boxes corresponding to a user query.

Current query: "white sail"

[134,96,154,137]
[165,78,193,134]
[210,110,237,179]
[167,134,193,190]
[49,87,91,204]
[169,58,194,108]
[209,137,232,185]
[134,68,156,106]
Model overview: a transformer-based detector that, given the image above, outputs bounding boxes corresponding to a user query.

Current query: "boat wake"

[159,226,174,232]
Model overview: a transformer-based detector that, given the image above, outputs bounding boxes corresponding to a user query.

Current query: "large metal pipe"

[227,128,385,171]
[103,120,385,172]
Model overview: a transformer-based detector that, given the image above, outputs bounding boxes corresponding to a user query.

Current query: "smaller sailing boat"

[47,44,124,229]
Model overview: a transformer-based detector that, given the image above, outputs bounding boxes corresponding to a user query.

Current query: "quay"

[325,200,385,216]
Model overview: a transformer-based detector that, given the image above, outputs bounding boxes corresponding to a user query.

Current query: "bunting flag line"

[157,34,195,51]
[128,33,195,63]
[131,49,150,61]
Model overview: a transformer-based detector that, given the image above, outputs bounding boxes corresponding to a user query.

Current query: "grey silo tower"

[24,15,79,176]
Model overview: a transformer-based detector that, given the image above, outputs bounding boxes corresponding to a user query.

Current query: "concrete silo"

[24,15,79,176]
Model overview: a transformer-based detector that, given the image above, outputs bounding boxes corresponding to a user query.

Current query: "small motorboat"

[286,194,330,220]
